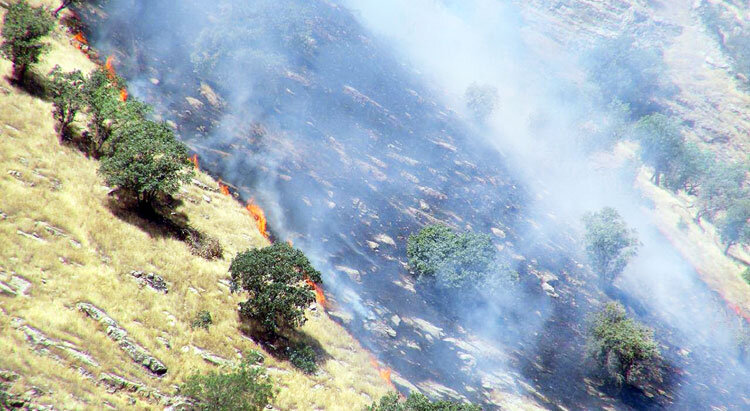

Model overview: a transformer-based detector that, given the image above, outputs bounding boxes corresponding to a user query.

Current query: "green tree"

[587,303,661,389]
[82,68,121,153]
[48,65,85,139]
[0,0,54,81]
[464,83,499,121]
[718,199,750,253]
[582,208,640,283]
[98,119,193,206]
[696,161,748,222]
[229,242,323,337]
[662,142,711,195]
[406,224,498,290]
[366,392,481,411]
[181,353,274,411]
[635,114,685,186]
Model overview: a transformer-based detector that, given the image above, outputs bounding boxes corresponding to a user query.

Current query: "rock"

[190,346,233,367]
[16,230,45,243]
[185,97,204,110]
[9,275,31,295]
[390,314,401,327]
[129,271,168,293]
[366,241,380,251]
[402,317,444,341]
[202,195,211,203]
[77,303,167,376]
[335,265,361,282]
[0,369,20,383]
[373,233,396,247]
[0,281,17,297]
[11,318,99,367]
[491,227,506,238]
[419,200,430,211]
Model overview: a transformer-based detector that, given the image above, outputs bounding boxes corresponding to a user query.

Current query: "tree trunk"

[54,0,74,17]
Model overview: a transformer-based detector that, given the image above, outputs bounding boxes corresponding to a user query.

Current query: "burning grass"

[0,8,390,408]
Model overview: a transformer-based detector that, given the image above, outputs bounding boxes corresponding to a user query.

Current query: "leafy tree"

[82,68,121,153]
[742,267,750,286]
[662,142,712,195]
[48,65,86,138]
[635,114,685,186]
[582,208,640,283]
[406,224,498,290]
[181,353,274,411]
[0,0,54,81]
[365,392,481,411]
[587,303,661,389]
[99,119,193,206]
[464,83,499,121]
[287,343,316,374]
[718,199,750,253]
[229,242,322,336]
[584,35,672,117]
[696,161,748,222]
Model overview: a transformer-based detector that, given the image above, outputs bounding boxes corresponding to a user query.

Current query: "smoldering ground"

[82,0,750,408]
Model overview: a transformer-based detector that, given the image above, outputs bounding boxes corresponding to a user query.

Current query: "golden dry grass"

[0,2,390,409]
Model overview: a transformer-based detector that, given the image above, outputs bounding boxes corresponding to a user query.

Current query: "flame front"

[105,56,117,80]
[119,88,128,102]
[246,199,269,240]
[218,179,230,196]
[305,278,326,307]
[369,356,395,388]
[189,154,200,170]
[73,32,88,51]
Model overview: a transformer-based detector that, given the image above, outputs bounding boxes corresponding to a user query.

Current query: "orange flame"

[73,32,88,49]
[369,356,395,388]
[305,278,326,307]
[105,56,116,80]
[189,154,200,171]
[218,179,230,196]
[119,88,128,102]
[246,199,270,240]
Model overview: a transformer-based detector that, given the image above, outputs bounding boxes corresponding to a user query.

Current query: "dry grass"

[0,3,389,409]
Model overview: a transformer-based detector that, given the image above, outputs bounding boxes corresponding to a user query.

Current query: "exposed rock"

[335,265,361,282]
[0,369,20,383]
[402,317,444,341]
[0,281,17,297]
[76,303,167,376]
[99,373,166,403]
[129,271,168,294]
[189,346,233,367]
[185,97,204,110]
[11,318,99,367]
[373,233,396,247]
[8,275,32,295]
[16,230,45,243]
[390,314,401,327]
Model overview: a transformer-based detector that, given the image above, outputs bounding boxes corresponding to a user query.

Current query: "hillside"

[0,2,391,409]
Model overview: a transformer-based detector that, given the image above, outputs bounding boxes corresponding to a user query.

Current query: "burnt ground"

[78,1,750,409]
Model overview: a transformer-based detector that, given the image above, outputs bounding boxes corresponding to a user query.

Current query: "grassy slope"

[0,2,389,409]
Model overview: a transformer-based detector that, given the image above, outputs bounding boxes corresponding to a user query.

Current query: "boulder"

[129,271,168,294]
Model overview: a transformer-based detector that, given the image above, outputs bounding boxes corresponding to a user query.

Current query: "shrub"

[718,199,750,253]
[741,267,750,286]
[0,0,54,81]
[183,228,224,260]
[229,242,322,336]
[587,302,661,389]
[365,392,481,411]
[406,224,499,290]
[98,119,193,207]
[584,35,672,117]
[287,343,316,374]
[582,207,640,283]
[48,65,86,139]
[191,310,213,330]
[82,68,123,153]
[464,83,499,121]
[180,354,274,411]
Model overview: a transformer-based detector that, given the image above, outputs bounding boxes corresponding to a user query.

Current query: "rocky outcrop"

[76,303,167,376]
[129,271,169,294]
[10,318,100,368]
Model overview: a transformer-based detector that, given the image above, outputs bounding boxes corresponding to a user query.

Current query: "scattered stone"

[0,369,20,383]
[16,230,45,243]
[190,346,233,367]
[191,178,215,192]
[202,195,211,203]
[402,317,444,341]
[8,275,31,296]
[185,97,204,110]
[129,271,168,294]
[0,210,7,220]
[366,241,380,251]
[335,265,361,282]
[373,233,396,247]
[390,315,401,327]
[0,281,17,297]
[76,303,167,376]
[7,170,22,179]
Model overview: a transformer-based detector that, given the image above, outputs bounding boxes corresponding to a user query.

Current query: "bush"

[406,225,498,290]
[181,354,274,411]
[48,65,86,139]
[229,242,322,336]
[0,0,54,81]
[365,392,481,411]
[582,208,640,283]
[464,83,499,121]
[587,303,661,389]
[98,119,193,207]
[82,68,124,153]
[584,35,672,117]
[191,310,213,330]
[718,199,750,253]
[287,343,316,374]
[741,267,750,286]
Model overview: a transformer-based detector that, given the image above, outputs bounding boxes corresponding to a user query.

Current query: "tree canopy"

[0,0,54,80]
[48,65,86,139]
[582,207,640,283]
[365,392,481,411]
[229,242,323,336]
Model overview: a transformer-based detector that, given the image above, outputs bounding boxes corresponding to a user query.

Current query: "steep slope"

[0,2,390,409]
